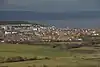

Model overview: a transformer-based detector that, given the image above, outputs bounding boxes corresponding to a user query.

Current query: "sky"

[0,0,100,28]
[0,0,100,12]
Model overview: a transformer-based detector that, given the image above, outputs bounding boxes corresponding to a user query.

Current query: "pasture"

[0,44,100,67]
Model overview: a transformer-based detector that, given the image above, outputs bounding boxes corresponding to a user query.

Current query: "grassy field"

[0,44,100,67]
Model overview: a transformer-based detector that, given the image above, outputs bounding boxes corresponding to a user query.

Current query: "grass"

[0,43,100,67]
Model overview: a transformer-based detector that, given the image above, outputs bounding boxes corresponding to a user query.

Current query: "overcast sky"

[0,0,100,12]
[0,0,100,28]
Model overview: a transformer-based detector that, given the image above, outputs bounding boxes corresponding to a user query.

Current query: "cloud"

[1,0,100,12]
[0,0,4,6]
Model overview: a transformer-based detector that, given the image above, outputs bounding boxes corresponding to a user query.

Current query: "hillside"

[0,21,48,27]
[0,44,100,67]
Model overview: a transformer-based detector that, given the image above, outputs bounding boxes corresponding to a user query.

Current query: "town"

[0,21,100,44]
[0,21,100,67]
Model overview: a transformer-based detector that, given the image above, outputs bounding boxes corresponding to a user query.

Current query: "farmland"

[0,44,100,67]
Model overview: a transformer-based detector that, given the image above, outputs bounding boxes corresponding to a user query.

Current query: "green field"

[0,44,100,67]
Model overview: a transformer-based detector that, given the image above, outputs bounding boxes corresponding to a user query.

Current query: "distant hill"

[0,21,30,25]
[0,21,49,27]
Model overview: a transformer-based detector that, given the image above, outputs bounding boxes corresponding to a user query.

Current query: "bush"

[28,66,32,67]
[23,57,28,61]
[6,56,25,62]
[31,56,38,60]
[44,57,51,60]
[0,56,50,63]
[42,64,48,67]
[16,56,25,61]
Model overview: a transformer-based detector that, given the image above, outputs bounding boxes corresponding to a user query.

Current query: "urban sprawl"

[0,21,100,44]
